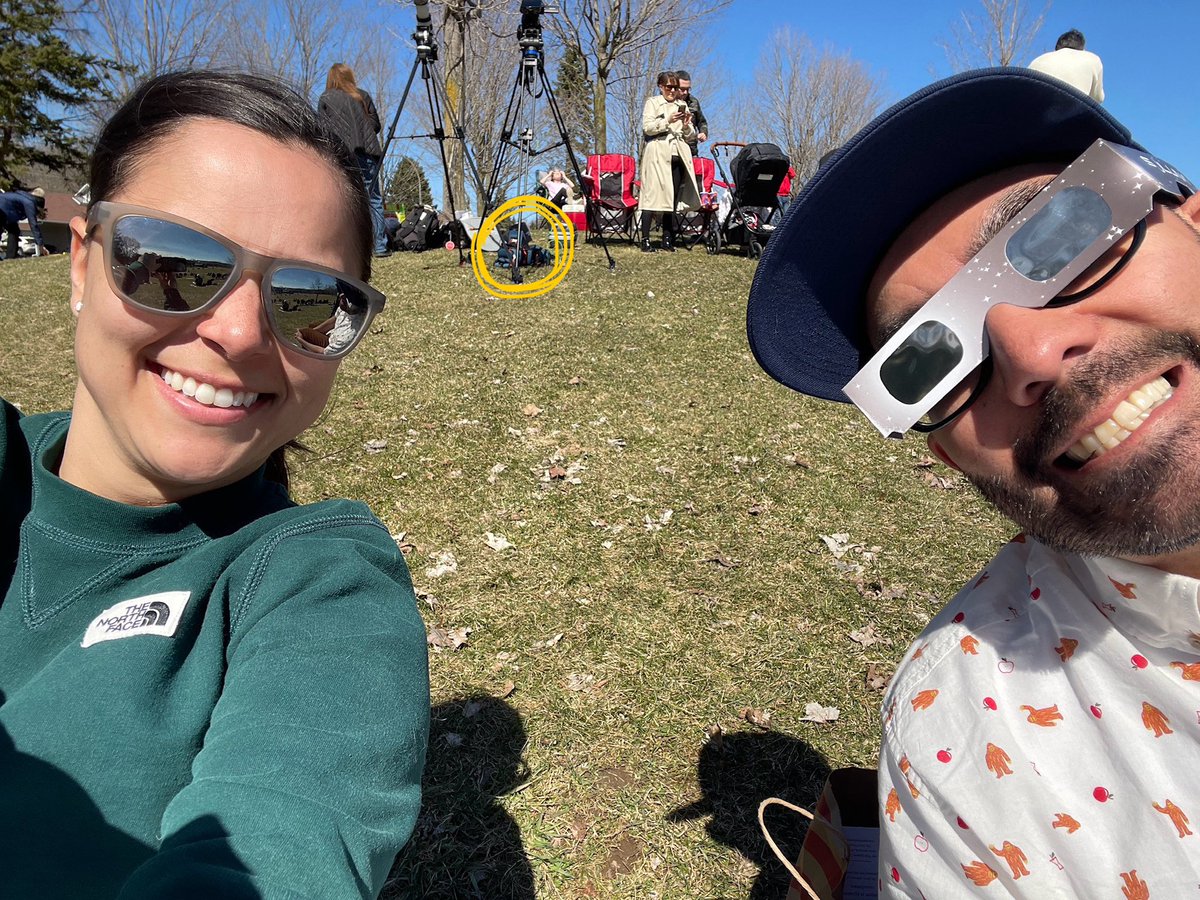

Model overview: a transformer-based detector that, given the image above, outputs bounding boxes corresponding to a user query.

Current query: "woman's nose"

[194,276,275,358]
[984,301,1099,407]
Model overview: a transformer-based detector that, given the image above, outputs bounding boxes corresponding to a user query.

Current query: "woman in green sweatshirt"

[0,71,429,899]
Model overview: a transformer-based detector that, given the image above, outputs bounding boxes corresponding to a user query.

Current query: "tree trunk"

[442,2,467,211]
[593,70,608,154]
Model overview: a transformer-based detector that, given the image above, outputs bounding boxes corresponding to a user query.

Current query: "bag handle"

[758,797,850,900]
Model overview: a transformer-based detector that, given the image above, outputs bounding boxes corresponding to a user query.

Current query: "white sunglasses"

[844,139,1195,438]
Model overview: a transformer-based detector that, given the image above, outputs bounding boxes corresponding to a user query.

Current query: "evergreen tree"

[384,156,432,212]
[553,45,595,163]
[0,0,115,185]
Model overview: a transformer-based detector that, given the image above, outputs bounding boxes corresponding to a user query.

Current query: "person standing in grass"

[0,70,429,898]
[318,63,391,258]
[0,186,47,258]
[1029,29,1105,103]
[748,68,1200,896]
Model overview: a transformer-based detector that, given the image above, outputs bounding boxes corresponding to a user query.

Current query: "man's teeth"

[1065,376,1173,463]
[160,368,259,409]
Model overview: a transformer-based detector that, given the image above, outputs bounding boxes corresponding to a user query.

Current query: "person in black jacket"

[675,70,708,158]
[318,64,390,258]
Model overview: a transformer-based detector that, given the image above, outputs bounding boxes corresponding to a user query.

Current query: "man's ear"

[927,434,962,472]
[1179,192,1200,230]
[68,216,89,313]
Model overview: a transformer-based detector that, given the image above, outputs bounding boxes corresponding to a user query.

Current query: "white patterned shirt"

[879,534,1200,898]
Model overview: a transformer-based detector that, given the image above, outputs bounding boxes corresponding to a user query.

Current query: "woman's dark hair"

[656,71,678,88]
[89,69,373,490]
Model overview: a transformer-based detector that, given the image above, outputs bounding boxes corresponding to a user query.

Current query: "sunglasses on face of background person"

[85,201,387,360]
[843,140,1196,439]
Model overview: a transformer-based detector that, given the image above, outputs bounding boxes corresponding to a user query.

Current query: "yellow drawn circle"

[470,195,576,299]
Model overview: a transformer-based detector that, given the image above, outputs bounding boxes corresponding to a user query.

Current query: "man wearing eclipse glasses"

[748,69,1200,896]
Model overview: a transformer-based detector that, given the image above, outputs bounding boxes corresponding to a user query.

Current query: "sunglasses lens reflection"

[109,216,235,312]
[880,320,964,406]
[270,267,371,357]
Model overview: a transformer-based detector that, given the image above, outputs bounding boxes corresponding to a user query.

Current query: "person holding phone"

[639,71,701,252]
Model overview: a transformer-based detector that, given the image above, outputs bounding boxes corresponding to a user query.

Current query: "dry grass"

[0,239,1012,899]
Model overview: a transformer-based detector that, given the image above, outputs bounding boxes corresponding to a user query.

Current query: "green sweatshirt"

[0,401,429,899]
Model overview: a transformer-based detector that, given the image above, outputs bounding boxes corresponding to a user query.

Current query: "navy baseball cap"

[746,67,1135,403]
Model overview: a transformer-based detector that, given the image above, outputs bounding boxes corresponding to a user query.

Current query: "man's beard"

[967,331,1200,558]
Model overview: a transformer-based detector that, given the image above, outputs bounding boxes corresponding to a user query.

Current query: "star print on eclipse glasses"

[844,139,1195,439]
[86,201,386,360]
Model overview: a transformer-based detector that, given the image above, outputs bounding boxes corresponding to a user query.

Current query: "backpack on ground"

[395,205,442,251]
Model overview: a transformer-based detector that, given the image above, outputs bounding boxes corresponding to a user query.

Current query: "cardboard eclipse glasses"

[844,139,1195,439]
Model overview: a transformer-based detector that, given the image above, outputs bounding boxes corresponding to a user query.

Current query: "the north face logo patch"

[81,591,192,648]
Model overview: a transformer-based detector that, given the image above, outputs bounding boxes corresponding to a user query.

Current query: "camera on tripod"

[518,0,558,64]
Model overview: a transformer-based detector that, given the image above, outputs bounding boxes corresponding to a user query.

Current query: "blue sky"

[707,0,1200,180]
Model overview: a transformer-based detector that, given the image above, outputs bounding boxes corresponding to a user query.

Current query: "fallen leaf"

[703,722,724,750]
[462,698,484,718]
[532,632,565,651]
[484,532,514,552]
[522,403,543,417]
[547,465,567,479]
[363,438,388,453]
[849,624,882,648]
[486,463,507,484]
[566,672,596,692]
[423,550,458,579]
[391,531,416,554]
[569,375,584,385]
[782,453,811,468]
[494,680,516,699]
[748,503,764,516]
[820,533,857,559]
[427,625,471,651]
[607,437,627,449]
[865,664,891,692]
[801,701,840,724]
[443,732,463,748]
[921,470,957,490]
[741,707,772,729]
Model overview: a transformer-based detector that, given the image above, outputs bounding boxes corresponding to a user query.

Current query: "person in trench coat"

[639,71,701,252]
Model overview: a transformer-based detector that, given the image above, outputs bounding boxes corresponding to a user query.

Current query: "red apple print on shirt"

[983,697,997,710]
[937,749,952,763]
[1093,786,1113,802]
[998,658,1015,674]
[891,866,901,883]
[1131,654,1149,670]
[957,816,969,830]
[1030,587,1041,600]
[1090,703,1103,719]
[953,611,965,624]
[914,833,929,852]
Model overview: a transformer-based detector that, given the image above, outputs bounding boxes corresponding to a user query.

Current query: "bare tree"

[72,0,236,125]
[551,0,730,153]
[744,27,884,185]
[937,0,1051,71]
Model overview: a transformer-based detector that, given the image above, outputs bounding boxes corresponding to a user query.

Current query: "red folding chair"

[583,154,638,243]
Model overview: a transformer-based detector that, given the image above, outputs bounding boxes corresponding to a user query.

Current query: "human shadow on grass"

[385,695,534,899]
[668,729,833,900]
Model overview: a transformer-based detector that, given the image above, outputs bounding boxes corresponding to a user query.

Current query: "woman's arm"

[117,516,430,899]
[642,97,668,138]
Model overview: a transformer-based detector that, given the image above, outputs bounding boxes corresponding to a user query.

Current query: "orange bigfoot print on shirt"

[1119,869,1150,899]
[886,788,901,823]
[1141,702,1173,737]
[1051,812,1080,833]
[960,635,980,655]
[962,860,998,886]
[1021,704,1063,726]
[985,743,1013,778]
[1055,638,1078,661]
[989,841,1029,879]
[1170,661,1200,681]
[1152,799,1192,838]
[911,689,939,711]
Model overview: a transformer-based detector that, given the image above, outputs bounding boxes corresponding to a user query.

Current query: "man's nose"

[984,302,1100,407]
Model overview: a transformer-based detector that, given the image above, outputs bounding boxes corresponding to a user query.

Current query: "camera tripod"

[481,17,616,272]
[381,14,483,266]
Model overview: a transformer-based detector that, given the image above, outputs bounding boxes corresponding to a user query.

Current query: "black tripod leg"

[420,60,467,265]
[381,57,423,161]
[538,66,615,271]
[482,69,526,218]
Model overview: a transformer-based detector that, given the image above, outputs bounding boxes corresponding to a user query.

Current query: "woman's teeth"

[1064,376,1173,463]
[160,368,259,409]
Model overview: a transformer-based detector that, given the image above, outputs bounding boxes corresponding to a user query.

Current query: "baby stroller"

[581,154,638,244]
[674,156,720,250]
[707,142,791,259]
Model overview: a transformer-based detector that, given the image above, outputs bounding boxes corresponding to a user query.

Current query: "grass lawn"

[0,236,1012,898]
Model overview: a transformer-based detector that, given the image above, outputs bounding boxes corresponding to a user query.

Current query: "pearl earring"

[74,301,83,312]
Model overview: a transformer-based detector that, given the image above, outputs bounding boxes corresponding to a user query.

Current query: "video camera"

[518,0,558,59]
[412,0,435,57]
